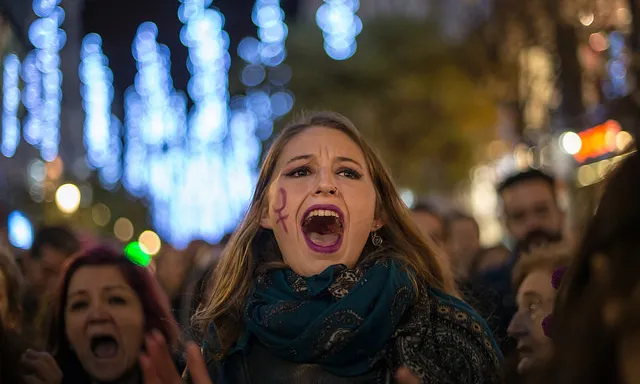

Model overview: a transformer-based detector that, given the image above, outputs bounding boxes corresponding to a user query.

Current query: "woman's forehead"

[277,127,366,165]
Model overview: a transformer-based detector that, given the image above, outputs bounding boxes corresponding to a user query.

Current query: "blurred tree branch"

[281,19,498,194]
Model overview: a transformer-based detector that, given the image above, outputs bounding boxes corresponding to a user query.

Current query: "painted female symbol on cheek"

[274,188,289,233]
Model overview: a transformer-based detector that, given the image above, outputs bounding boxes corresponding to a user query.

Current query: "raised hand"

[140,330,213,384]
[20,349,63,384]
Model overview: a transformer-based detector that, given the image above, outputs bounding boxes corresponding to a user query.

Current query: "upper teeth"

[307,209,339,218]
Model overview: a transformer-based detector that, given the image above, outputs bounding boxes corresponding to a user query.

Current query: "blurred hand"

[20,349,62,384]
[395,367,421,384]
[140,330,213,384]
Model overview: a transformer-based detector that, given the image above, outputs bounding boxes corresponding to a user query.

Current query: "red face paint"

[274,188,289,233]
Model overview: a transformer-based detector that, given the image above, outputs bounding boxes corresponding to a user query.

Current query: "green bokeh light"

[124,242,151,267]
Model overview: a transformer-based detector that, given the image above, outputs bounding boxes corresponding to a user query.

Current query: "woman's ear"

[260,201,273,229]
[371,219,384,232]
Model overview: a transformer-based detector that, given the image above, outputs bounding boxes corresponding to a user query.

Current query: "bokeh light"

[8,211,34,250]
[616,130,633,152]
[91,203,111,226]
[559,132,582,155]
[400,188,416,209]
[124,241,151,267]
[55,183,81,214]
[23,0,66,161]
[2,54,21,158]
[114,217,134,242]
[316,0,362,60]
[80,33,122,190]
[139,230,161,256]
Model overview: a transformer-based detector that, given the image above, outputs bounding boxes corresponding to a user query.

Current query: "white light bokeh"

[559,132,582,155]
[55,183,81,214]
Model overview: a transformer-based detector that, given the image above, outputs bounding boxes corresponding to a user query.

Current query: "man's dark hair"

[219,233,232,246]
[444,211,479,240]
[30,226,80,260]
[497,169,556,196]
[411,202,443,220]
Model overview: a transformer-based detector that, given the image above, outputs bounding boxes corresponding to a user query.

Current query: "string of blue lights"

[80,33,123,190]
[23,0,67,161]
[1,0,362,249]
[316,0,362,60]
[123,22,191,246]
[2,54,21,158]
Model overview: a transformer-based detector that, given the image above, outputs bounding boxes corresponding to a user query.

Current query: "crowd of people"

[0,111,637,383]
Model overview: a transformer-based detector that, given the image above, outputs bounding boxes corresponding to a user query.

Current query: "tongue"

[94,340,118,358]
[308,232,340,247]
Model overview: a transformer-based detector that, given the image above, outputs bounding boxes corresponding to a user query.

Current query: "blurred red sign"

[573,120,621,163]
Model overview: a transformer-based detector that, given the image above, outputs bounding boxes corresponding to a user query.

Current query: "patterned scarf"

[237,258,415,377]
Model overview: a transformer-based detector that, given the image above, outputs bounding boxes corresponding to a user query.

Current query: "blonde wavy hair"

[194,112,458,354]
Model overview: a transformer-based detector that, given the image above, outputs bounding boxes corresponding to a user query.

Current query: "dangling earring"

[371,231,383,247]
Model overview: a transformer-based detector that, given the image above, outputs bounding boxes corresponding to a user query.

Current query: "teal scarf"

[238,258,415,377]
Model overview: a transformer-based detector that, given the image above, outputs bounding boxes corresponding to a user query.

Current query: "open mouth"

[90,334,119,359]
[301,205,344,253]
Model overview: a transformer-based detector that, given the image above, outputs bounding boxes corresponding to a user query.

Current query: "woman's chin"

[291,252,358,277]
[85,356,134,382]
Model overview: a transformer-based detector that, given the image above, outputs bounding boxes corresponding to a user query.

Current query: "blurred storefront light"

[55,183,81,214]
[576,150,636,187]
[616,130,633,151]
[572,120,621,163]
[559,131,582,155]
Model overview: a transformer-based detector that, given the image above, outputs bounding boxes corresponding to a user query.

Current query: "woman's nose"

[314,169,337,195]
[87,304,111,322]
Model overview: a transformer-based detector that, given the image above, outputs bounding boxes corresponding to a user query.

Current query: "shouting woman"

[141,112,502,384]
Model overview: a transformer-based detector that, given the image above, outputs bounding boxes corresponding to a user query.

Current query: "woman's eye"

[69,301,88,311]
[108,296,127,305]
[338,168,361,180]
[286,167,311,178]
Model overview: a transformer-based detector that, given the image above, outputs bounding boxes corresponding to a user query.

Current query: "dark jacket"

[189,289,503,384]
[0,324,31,384]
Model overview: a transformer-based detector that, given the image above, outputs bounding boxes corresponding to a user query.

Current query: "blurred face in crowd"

[65,266,144,382]
[412,211,444,246]
[260,126,381,277]
[501,180,563,251]
[508,268,556,374]
[474,247,511,274]
[24,246,69,294]
[446,217,480,276]
[155,247,189,298]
